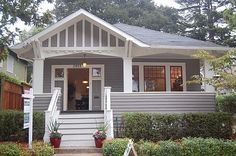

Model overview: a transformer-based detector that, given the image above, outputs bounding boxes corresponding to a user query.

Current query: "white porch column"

[123,57,133,92]
[203,59,215,92]
[33,58,44,94]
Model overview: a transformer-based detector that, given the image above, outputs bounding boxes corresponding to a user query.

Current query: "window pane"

[170,66,183,91]
[92,68,101,77]
[132,65,139,92]
[55,68,64,78]
[144,66,165,91]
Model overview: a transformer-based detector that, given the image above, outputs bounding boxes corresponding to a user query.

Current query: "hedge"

[0,141,54,156]
[123,112,232,142]
[216,93,236,114]
[0,110,44,141]
[103,138,236,156]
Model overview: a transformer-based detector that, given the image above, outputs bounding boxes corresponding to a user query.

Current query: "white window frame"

[133,62,186,92]
[7,55,14,73]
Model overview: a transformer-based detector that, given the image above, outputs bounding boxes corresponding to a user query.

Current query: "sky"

[12,0,180,32]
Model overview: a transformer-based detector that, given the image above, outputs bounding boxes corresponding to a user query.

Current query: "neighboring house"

[0,50,28,82]
[11,9,231,146]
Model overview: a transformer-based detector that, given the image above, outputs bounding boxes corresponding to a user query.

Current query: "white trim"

[11,9,149,51]
[133,62,186,91]
[51,64,105,111]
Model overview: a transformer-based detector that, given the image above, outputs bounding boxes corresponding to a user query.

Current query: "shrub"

[0,110,44,141]
[32,141,54,156]
[123,112,232,142]
[103,138,129,156]
[103,138,236,156]
[216,93,236,114]
[0,142,30,156]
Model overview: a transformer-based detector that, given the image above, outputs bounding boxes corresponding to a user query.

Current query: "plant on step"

[93,123,108,148]
[47,120,63,148]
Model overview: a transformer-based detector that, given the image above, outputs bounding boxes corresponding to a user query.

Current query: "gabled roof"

[12,9,149,50]
[113,23,228,50]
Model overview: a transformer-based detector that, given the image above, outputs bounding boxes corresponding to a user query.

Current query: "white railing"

[104,87,114,138]
[43,88,61,142]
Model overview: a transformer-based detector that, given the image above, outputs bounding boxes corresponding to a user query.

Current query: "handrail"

[43,87,61,142]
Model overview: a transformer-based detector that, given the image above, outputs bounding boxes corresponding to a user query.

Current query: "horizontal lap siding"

[43,58,123,93]
[111,92,216,118]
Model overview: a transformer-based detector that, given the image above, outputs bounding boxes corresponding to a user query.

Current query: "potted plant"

[93,123,108,148]
[48,120,63,148]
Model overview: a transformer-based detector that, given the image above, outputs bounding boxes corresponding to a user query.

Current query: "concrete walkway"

[55,154,103,156]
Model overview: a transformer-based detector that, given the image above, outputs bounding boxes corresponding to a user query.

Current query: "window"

[170,66,183,91]
[55,68,64,78]
[144,66,166,91]
[132,65,139,92]
[7,55,14,73]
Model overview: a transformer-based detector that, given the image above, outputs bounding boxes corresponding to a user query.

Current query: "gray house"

[11,9,230,147]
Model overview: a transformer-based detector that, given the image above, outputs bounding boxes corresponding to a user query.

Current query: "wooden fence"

[0,79,31,110]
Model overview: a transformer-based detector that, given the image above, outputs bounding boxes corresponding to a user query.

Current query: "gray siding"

[43,58,124,93]
[111,92,216,118]
[133,58,201,91]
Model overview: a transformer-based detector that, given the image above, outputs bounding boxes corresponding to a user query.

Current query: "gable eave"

[11,9,149,52]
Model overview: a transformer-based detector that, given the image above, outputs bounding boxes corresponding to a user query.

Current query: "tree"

[0,0,53,61]
[223,0,236,28]
[53,0,182,33]
[19,26,45,42]
[175,0,235,47]
[189,50,236,92]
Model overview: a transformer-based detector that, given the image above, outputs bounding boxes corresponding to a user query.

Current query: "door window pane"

[132,65,139,92]
[55,68,64,78]
[170,66,183,91]
[144,66,166,91]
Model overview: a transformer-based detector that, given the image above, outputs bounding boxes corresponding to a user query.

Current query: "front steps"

[58,112,104,147]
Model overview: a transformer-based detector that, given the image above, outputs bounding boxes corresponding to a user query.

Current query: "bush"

[0,110,44,141]
[216,93,236,114]
[135,138,236,156]
[103,138,129,156]
[123,112,232,142]
[0,142,30,156]
[32,141,54,156]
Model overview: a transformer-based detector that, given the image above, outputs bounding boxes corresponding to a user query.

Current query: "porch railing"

[104,87,114,138]
[43,87,61,142]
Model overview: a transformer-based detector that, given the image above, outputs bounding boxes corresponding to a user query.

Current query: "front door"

[52,65,104,111]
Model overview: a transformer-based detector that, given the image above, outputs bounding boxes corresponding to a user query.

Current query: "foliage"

[216,93,236,114]
[19,27,45,42]
[134,138,236,156]
[223,1,236,28]
[53,0,181,33]
[0,46,9,61]
[93,123,108,139]
[176,0,235,47]
[103,138,129,156]
[48,120,63,138]
[189,50,236,92]
[0,72,21,85]
[0,0,53,46]
[123,112,232,142]
[32,141,54,156]
[0,110,44,141]
[0,142,30,156]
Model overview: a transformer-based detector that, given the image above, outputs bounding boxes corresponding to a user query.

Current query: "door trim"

[51,64,104,111]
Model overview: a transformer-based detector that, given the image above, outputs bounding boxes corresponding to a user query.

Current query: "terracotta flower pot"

[50,138,61,148]
[94,138,105,148]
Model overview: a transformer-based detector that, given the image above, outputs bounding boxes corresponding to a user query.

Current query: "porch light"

[82,80,88,84]
[86,86,89,89]
[81,54,87,68]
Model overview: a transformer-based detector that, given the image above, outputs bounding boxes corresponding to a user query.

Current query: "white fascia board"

[151,45,234,51]
[11,9,149,51]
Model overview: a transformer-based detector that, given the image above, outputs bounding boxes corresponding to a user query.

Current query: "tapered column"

[123,57,133,92]
[33,58,44,93]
